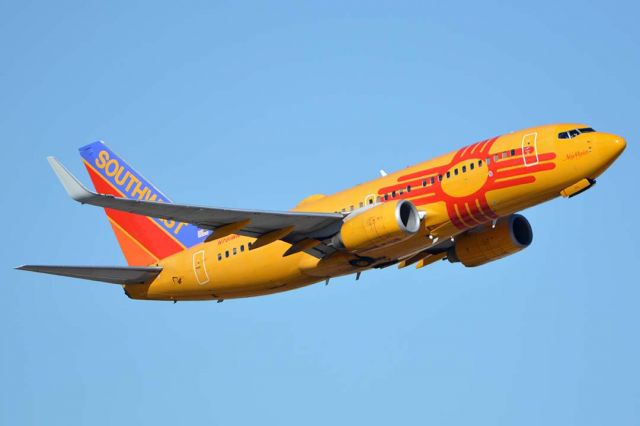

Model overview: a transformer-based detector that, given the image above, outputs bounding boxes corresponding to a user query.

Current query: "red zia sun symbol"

[378,137,556,229]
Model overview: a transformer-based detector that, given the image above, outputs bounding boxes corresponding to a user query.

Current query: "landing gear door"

[522,132,539,166]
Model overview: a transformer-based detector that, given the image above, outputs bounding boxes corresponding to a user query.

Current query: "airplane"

[17,123,626,302]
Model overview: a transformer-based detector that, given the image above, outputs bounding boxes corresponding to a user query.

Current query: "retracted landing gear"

[349,257,374,268]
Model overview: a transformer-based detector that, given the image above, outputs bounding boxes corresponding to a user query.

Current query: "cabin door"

[521,132,539,166]
[192,250,210,285]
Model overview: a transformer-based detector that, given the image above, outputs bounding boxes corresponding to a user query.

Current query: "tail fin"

[79,141,208,265]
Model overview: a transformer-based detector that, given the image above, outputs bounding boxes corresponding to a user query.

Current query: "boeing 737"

[17,124,626,302]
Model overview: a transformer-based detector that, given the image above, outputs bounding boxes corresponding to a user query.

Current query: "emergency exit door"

[192,250,209,285]
[521,132,539,166]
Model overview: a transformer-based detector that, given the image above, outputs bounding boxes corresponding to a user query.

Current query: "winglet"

[47,156,97,203]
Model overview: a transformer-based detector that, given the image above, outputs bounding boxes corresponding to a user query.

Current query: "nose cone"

[592,133,626,178]
[606,135,627,162]
[613,136,627,155]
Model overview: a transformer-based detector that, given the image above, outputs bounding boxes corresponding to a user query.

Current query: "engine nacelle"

[332,200,421,253]
[447,214,533,267]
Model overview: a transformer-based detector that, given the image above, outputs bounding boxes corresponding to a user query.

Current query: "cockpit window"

[558,127,596,140]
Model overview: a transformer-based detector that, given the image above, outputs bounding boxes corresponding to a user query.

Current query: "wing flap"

[16,265,162,284]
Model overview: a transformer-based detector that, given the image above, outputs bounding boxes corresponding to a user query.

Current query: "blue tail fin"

[78,141,210,265]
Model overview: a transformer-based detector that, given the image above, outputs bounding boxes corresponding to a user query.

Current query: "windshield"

[558,127,595,139]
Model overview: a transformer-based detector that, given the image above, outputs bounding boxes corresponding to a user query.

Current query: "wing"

[396,238,454,269]
[48,157,344,257]
[15,265,162,284]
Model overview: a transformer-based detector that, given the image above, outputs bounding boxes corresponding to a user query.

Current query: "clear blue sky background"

[1,1,638,425]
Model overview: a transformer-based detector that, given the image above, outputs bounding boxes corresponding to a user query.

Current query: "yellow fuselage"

[125,123,626,301]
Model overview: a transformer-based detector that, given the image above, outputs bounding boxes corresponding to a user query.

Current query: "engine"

[331,200,421,253]
[447,214,533,267]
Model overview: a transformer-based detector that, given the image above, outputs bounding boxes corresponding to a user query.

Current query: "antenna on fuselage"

[379,169,388,177]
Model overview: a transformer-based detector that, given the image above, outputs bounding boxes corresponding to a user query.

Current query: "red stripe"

[447,204,465,229]
[493,161,555,180]
[454,143,474,162]
[489,175,536,191]
[483,137,497,154]
[493,152,556,170]
[455,202,480,227]
[470,140,485,155]
[466,199,489,223]
[103,209,184,259]
[85,165,184,259]
[109,220,158,266]
[478,197,498,219]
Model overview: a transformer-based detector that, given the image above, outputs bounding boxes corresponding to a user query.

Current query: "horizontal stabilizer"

[15,265,162,285]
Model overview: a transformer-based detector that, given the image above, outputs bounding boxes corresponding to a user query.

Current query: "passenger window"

[438,174,443,181]
[233,247,237,255]
[502,152,507,159]
[470,163,475,170]
[510,149,515,156]
[217,253,222,261]
[384,194,389,201]
[422,179,427,187]
[392,191,396,198]
[248,242,252,249]
[225,250,229,258]
[376,196,381,203]
[430,177,435,184]
[407,185,411,192]
[446,171,451,179]
[454,168,459,176]
[240,245,245,252]
[479,159,483,167]
[485,158,490,165]
[493,154,499,161]
[462,165,466,173]
[399,189,404,196]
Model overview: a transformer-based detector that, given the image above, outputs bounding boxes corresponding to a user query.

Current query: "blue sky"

[1,1,638,424]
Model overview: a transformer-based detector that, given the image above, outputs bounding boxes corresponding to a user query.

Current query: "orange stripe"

[466,200,488,223]
[84,162,185,259]
[469,141,484,155]
[108,217,160,264]
[459,202,480,226]
[457,143,474,159]
[447,204,465,228]
[454,203,476,228]
[478,197,498,219]
[83,160,188,250]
